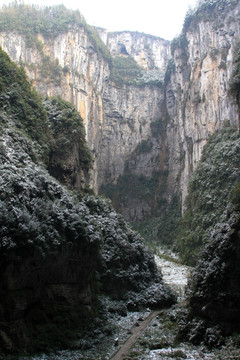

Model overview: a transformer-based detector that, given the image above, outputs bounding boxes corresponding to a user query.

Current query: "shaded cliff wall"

[1,0,240,222]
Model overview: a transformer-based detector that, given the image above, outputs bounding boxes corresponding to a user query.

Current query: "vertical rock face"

[0,29,110,190]
[166,0,240,202]
[1,0,240,221]
[98,84,163,185]
[0,28,167,202]
[104,31,170,71]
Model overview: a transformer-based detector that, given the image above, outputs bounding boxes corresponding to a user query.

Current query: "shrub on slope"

[177,128,240,346]
[174,128,240,265]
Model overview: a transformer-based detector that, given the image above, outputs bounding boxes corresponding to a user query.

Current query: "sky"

[0,0,198,40]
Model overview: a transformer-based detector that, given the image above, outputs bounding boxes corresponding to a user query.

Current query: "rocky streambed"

[154,252,191,302]
[2,251,240,360]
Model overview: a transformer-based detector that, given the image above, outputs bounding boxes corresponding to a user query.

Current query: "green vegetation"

[40,56,63,85]
[0,3,111,62]
[180,182,240,345]
[183,0,239,33]
[0,46,49,145]
[101,172,161,204]
[134,195,182,250]
[110,56,143,85]
[150,116,169,137]
[230,40,240,103]
[44,96,92,172]
[0,3,83,46]
[174,127,240,265]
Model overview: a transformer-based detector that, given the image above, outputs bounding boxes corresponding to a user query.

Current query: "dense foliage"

[179,198,240,346]
[110,55,143,85]
[183,0,239,33]
[133,196,182,252]
[44,97,92,186]
[0,46,92,180]
[0,136,93,256]
[0,46,49,145]
[0,126,157,287]
[0,3,84,43]
[174,128,240,265]
[100,171,163,218]
[230,40,240,105]
[175,130,240,346]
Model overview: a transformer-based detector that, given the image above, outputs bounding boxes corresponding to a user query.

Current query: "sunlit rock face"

[0,29,110,191]
[0,29,168,216]
[167,1,240,203]
[1,0,240,221]
[103,30,170,71]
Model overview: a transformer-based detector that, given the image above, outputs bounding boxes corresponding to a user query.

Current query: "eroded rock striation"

[1,1,240,222]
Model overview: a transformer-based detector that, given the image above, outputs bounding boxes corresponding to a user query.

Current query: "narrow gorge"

[1,0,239,224]
[0,0,240,358]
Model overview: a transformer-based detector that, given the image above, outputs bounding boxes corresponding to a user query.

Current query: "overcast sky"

[0,0,198,40]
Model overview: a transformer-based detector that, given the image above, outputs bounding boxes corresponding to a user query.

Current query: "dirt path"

[110,310,162,360]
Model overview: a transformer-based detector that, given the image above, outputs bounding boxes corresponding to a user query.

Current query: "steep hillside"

[175,127,240,265]
[0,47,174,354]
[180,210,240,346]
[168,126,240,345]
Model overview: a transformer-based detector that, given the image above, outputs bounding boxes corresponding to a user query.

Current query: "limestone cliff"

[0,0,239,222]
[166,0,240,203]
[99,29,170,71]
[0,25,168,217]
[0,28,110,191]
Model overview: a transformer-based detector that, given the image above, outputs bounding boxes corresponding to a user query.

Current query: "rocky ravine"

[1,0,240,221]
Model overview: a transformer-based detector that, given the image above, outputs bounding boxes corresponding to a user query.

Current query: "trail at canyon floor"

[3,251,240,360]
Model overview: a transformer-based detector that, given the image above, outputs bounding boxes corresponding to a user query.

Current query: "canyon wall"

[166,0,240,202]
[1,0,239,221]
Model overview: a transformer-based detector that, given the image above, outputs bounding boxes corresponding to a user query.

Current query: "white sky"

[0,0,198,40]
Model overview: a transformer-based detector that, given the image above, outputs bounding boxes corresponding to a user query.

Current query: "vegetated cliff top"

[0,2,169,83]
[183,0,239,33]
[107,29,169,42]
[0,2,112,61]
